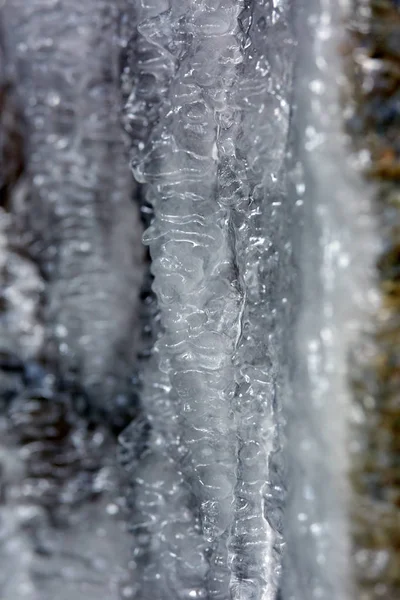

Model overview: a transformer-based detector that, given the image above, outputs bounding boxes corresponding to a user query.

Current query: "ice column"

[124,1,296,598]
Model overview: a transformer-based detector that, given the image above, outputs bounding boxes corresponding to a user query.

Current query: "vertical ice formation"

[0,3,143,599]
[281,1,378,599]
[2,0,144,418]
[228,2,295,597]
[123,1,296,598]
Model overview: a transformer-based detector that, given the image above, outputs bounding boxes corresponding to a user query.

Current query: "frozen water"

[280,1,378,599]
[2,0,144,418]
[0,2,143,599]
[0,383,134,600]
[123,0,296,598]
[0,0,384,598]
[0,23,44,369]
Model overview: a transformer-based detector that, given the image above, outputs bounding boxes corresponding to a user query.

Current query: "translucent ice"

[280,1,378,599]
[0,0,385,598]
[0,383,134,600]
[0,24,44,369]
[123,0,296,598]
[2,0,144,418]
[0,3,143,599]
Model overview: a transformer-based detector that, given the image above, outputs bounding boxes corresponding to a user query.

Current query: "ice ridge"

[123,1,297,598]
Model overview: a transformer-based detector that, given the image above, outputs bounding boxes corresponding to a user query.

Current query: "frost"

[280,2,378,600]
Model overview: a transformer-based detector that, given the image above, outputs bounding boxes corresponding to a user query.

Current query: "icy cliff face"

[2,0,144,418]
[122,1,297,598]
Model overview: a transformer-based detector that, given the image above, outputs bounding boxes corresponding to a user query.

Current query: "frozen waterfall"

[0,0,393,599]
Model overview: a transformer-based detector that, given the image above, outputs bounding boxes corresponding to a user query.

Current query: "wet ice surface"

[122,0,297,598]
[0,0,383,598]
[0,1,143,598]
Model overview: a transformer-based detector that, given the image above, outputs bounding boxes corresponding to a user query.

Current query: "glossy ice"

[123,0,296,598]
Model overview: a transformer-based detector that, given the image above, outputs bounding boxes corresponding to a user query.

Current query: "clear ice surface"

[0,0,381,598]
[123,0,296,598]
